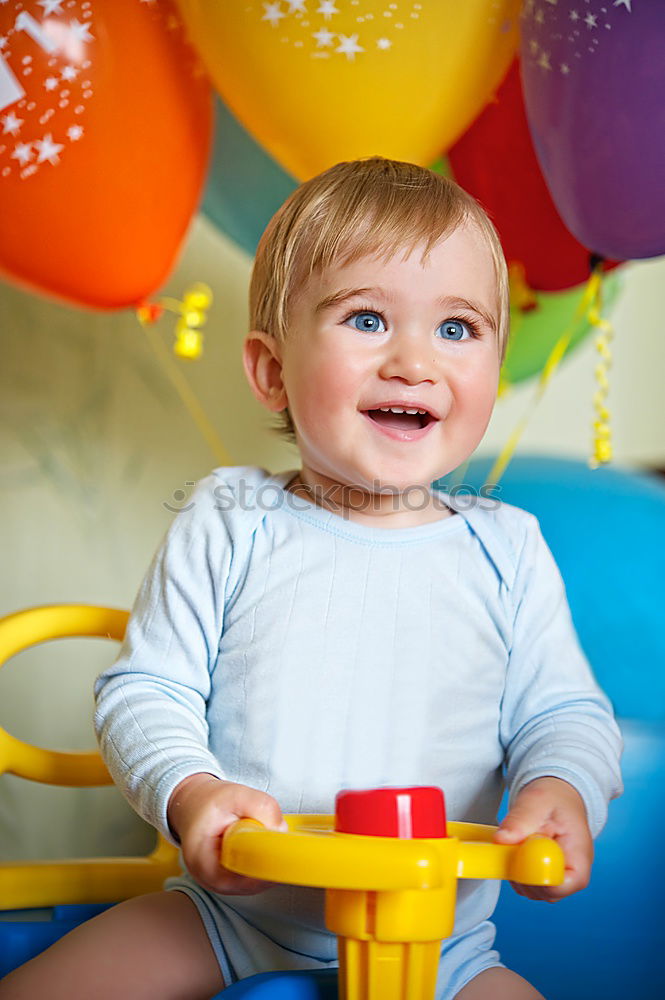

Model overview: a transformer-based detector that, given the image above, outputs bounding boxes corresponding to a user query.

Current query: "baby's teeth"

[376,406,428,415]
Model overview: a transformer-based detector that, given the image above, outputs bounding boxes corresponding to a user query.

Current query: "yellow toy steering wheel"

[222,787,564,1000]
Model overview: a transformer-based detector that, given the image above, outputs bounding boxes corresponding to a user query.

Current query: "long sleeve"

[94,477,231,845]
[499,513,624,838]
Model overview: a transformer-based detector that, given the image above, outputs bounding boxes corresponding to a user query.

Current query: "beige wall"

[1,215,663,860]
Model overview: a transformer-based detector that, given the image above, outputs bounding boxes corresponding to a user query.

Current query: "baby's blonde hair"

[249,156,509,443]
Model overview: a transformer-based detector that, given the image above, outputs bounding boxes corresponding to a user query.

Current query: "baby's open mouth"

[363,407,435,431]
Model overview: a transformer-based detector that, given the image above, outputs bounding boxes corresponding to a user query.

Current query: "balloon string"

[137,313,235,468]
[588,278,613,469]
[484,269,602,489]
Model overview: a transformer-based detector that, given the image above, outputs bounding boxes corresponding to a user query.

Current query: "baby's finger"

[508,832,592,902]
[547,826,593,897]
[227,785,289,832]
[507,880,550,901]
[493,801,550,843]
[186,830,274,896]
[537,861,591,900]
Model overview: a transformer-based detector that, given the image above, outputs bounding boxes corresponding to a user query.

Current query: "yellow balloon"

[177,0,520,181]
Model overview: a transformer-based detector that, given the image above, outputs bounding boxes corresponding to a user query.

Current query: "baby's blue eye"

[436,319,473,341]
[346,311,386,333]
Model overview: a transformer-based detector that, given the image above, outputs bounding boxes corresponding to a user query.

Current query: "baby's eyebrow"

[442,296,498,334]
[314,286,386,313]
[315,287,497,333]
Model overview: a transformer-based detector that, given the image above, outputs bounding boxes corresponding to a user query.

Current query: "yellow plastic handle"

[222,814,565,891]
[0,604,129,786]
[0,604,181,912]
[223,817,443,891]
[0,604,128,784]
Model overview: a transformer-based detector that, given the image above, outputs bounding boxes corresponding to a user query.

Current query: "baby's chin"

[355,469,447,494]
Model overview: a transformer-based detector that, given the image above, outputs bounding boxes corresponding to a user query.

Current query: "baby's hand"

[167,773,288,896]
[492,776,593,902]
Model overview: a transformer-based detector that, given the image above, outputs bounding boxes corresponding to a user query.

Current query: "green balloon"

[502,271,622,385]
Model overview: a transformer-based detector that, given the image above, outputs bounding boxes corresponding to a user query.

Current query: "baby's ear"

[243,330,288,412]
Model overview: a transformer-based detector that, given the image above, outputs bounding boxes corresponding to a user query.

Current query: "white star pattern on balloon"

[2,111,23,135]
[34,132,63,164]
[11,141,33,164]
[317,2,339,20]
[312,27,335,46]
[525,0,632,76]
[37,0,64,15]
[0,0,95,178]
[248,1,438,62]
[262,3,286,27]
[68,18,94,42]
[335,32,364,59]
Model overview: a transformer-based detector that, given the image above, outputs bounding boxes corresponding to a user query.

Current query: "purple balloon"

[520,0,665,260]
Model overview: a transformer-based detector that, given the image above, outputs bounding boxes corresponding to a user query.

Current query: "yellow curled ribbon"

[485,265,613,490]
[136,284,234,467]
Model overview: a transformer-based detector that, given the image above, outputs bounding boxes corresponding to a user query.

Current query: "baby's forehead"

[314,222,490,275]
[300,226,495,295]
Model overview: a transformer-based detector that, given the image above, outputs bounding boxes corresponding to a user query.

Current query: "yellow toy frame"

[0,604,180,911]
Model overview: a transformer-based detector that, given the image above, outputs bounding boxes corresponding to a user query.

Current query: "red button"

[334,787,447,839]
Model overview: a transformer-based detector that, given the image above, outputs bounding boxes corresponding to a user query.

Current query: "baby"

[1,158,623,1000]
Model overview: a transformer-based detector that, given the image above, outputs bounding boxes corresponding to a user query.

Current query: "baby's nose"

[378,330,437,383]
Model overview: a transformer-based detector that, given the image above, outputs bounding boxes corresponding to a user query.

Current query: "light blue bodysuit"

[94,466,623,998]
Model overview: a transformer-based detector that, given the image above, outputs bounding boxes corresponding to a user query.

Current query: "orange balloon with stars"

[0,0,212,310]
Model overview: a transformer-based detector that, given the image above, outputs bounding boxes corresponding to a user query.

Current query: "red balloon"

[448,61,620,292]
[0,0,212,310]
